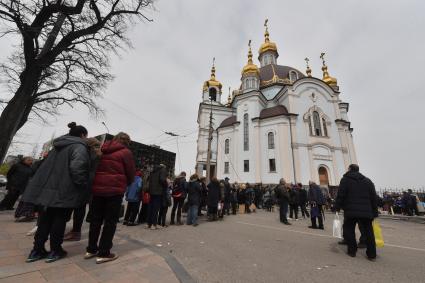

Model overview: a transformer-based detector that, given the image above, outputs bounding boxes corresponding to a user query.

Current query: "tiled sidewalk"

[0,212,180,283]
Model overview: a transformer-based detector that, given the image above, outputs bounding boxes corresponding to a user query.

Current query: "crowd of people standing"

[0,121,385,264]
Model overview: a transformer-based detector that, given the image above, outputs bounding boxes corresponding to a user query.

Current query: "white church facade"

[195,22,357,186]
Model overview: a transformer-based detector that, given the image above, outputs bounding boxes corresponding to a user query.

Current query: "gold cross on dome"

[212,57,215,67]
[320,52,326,65]
[248,39,251,47]
[264,19,268,28]
[305,57,310,67]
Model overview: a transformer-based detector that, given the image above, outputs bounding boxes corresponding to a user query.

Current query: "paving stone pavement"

[0,211,182,283]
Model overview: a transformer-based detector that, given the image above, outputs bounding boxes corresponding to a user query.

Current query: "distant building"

[95,134,176,177]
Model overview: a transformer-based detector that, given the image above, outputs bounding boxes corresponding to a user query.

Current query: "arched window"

[243,113,249,151]
[322,118,328,136]
[224,139,230,154]
[209,87,217,101]
[308,118,313,135]
[313,111,322,136]
[268,132,275,149]
[290,71,298,83]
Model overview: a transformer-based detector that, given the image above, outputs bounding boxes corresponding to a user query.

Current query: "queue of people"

[0,122,383,265]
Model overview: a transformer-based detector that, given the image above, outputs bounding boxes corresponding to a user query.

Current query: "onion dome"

[320,53,337,87]
[241,40,259,76]
[203,58,222,93]
[258,19,278,58]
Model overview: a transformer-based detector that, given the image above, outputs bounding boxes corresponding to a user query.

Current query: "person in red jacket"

[85,132,135,264]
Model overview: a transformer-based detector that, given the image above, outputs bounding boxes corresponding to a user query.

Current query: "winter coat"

[224,181,231,202]
[23,135,90,208]
[91,140,135,197]
[298,188,308,205]
[188,180,201,206]
[308,184,325,205]
[289,188,300,205]
[207,181,221,207]
[172,176,188,199]
[148,165,168,196]
[162,185,172,207]
[6,162,33,193]
[274,184,289,205]
[335,171,378,219]
[125,176,142,202]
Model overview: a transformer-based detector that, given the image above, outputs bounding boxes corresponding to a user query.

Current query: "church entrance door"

[318,166,329,186]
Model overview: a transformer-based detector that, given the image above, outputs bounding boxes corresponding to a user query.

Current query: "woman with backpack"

[170,172,187,225]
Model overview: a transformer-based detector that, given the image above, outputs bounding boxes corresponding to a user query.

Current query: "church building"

[195,22,357,186]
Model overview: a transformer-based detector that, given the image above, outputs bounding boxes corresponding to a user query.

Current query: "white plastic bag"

[332,212,342,238]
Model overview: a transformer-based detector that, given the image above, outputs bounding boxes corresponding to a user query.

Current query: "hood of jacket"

[101,140,126,154]
[344,171,366,182]
[53,135,86,150]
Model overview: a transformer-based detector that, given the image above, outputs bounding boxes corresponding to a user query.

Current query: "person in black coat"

[24,122,90,263]
[275,179,290,225]
[308,181,325,230]
[335,164,378,260]
[187,174,201,226]
[289,184,300,220]
[297,183,309,218]
[207,177,221,221]
[0,157,33,211]
[223,178,231,216]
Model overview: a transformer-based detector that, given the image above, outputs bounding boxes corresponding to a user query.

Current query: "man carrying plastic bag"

[335,164,379,261]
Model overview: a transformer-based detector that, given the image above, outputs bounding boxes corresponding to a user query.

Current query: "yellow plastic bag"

[373,220,384,248]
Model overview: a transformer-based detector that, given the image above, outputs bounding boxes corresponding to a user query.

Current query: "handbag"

[373,220,384,248]
[332,212,342,238]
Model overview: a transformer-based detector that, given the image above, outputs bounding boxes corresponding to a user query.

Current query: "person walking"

[24,122,90,263]
[123,170,143,226]
[297,183,309,218]
[275,179,291,225]
[86,132,135,264]
[335,164,378,260]
[187,174,201,226]
[289,184,300,220]
[146,164,168,229]
[170,172,187,225]
[0,157,33,211]
[308,181,325,230]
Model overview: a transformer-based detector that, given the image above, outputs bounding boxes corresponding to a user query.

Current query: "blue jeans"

[187,205,199,225]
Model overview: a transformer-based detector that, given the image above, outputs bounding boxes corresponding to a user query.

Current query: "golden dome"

[203,59,223,92]
[258,19,278,56]
[320,53,338,86]
[241,40,259,76]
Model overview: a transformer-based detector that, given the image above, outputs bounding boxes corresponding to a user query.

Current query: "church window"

[290,71,298,83]
[269,159,276,172]
[244,160,249,172]
[224,162,229,174]
[243,113,249,151]
[224,139,230,154]
[308,118,313,135]
[322,118,328,136]
[209,87,217,101]
[268,132,275,149]
[313,111,322,136]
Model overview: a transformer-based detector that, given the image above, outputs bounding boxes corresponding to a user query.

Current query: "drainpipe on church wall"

[288,115,297,183]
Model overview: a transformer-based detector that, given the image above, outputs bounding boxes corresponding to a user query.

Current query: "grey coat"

[23,135,90,208]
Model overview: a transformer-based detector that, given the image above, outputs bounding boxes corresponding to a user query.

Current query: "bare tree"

[0,0,154,162]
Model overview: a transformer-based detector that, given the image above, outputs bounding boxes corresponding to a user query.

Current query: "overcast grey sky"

[1,0,424,188]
